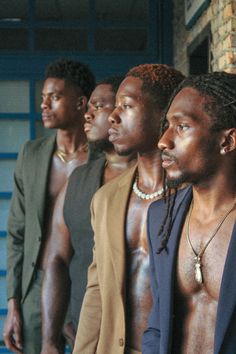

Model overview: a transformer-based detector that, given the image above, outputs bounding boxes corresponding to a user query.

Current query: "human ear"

[76,96,88,110]
[220,128,236,154]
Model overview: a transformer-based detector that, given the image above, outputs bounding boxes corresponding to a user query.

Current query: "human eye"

[177,123,189,132]
[94,103,103,110]
[51,94,60,101]
[123,103,132,109]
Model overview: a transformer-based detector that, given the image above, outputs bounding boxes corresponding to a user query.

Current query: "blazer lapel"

[107,165,137,298]
[158,188,192,353]
[36,134,56,228]
[214,221,236,354]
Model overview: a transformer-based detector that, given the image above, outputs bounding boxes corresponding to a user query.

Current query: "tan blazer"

[73,165,137,354]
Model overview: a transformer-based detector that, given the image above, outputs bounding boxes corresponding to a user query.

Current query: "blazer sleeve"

[73,197,102,354]
[6,145,26,300]
[142,203,161,354]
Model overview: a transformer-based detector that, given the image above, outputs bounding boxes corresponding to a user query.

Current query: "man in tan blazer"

[73,64,185,354]
[4,59,96,354]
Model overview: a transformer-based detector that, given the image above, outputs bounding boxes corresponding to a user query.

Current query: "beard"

[113,145,135,156]
[89,138,113,152]
[166,175,187,189]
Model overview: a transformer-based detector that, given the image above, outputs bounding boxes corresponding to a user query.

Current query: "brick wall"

[173,0,236,74]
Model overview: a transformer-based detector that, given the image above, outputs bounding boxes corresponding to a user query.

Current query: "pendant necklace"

[186,200,236,285]
[132,172,165,200]
[56,143,88,163]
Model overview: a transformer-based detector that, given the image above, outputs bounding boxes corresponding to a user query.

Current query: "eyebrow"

[166,111,201,122]
[118,93,142,100]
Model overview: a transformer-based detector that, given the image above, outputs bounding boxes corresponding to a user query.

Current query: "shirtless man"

[142,72,236,354]
[40,76,136,354]
[73,64,185,354]
[4,59,96,354]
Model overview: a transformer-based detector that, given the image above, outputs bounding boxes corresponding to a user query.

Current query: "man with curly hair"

[73,64,185,354]
[40,76,136,353]
[4,58,96,354]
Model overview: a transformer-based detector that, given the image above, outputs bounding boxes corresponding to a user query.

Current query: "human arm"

[72,198,102,354]
[41,182,74,354]
[4,147,26,352]
[3,298,23,353]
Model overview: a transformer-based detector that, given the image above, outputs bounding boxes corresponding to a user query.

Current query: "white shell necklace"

[132,173,165,200]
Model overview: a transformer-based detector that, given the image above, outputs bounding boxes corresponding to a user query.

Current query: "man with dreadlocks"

[142,72,236,354]
[73,64,185,354]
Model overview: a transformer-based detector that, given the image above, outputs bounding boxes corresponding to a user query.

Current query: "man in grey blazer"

[3,58,96,354]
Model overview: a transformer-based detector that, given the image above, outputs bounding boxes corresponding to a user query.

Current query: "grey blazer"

[6,134,101,303]
[64,155,106,328]
[7,134,56,302]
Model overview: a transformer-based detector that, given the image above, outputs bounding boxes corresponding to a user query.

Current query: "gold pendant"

[194,256,203,284]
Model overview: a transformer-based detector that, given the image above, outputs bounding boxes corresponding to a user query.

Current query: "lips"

[84,122,93,132]
[161,152,175,169]
[42,114,52,122]
[108,128,119,143]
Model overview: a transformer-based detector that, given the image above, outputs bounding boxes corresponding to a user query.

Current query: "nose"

[108,107,121,125]
[41,96,51,110]
[158,128,174,151]
[84,108,94,122]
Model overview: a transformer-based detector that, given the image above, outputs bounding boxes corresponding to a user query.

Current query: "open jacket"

[73,165,137,354]
[142,186,236,354]
[7,134,100,303]
[7,134,56,302]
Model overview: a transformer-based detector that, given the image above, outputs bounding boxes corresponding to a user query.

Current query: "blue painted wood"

[0,154,17,160]
[0,194,11,200]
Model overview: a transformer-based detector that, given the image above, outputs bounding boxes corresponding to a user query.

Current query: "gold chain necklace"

[56,143,88,163]
[186,200,236,285]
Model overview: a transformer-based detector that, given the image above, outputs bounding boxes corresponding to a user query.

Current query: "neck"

[192,176,236,219]
[102,149,136,184]
[56,128,87,154]
[105,149,136,169]
[136,149,164,191]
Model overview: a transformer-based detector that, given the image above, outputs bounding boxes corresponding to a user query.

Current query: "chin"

[114,145,134,156]
[89,139,113,151]
[42,123,55,130]
[166,172,187,189]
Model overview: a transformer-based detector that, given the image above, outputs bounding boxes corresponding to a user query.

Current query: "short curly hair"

[97,75,125,94]
[45,58,95,98]
[126,64,185,110]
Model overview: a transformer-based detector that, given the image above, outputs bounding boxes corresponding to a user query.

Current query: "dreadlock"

[45,58,95,99]
[157,71,236,253]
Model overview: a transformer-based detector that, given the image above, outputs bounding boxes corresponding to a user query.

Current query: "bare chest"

[48,153,87,199]
[125,193,154,349]
[176,212,235,300]
[126,193,153,251]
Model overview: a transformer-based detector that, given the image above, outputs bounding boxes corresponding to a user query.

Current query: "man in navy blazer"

[142,72,236,354]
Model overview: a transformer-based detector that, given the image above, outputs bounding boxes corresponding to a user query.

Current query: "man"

[73,64,185,354]
[142,72,236,354]
[40,76,136,353]
[4,58,96,354]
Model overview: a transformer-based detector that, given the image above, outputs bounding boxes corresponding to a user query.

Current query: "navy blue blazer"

[142,186,236,354]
